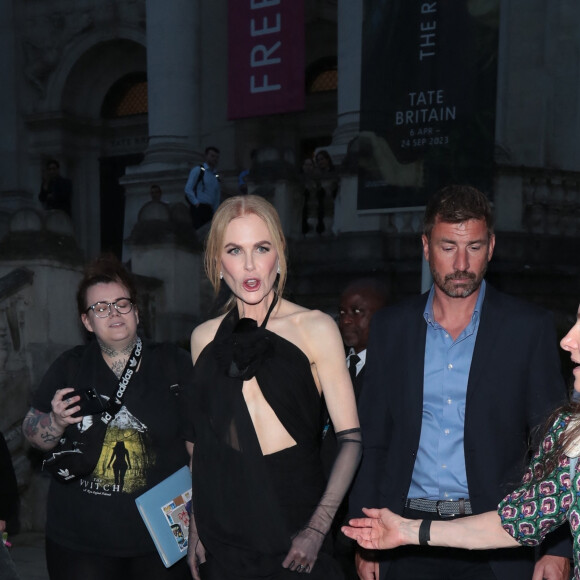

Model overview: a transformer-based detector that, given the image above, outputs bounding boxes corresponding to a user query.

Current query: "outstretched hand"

[342,507,410,551]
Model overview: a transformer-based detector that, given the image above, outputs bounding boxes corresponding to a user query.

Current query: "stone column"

[121,0,201,259]
[331,0,363,149]
[143,0,200,166]
[329,0,382,235]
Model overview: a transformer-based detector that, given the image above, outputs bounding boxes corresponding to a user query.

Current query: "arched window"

[306,57,338,94]
[101,72,148,118]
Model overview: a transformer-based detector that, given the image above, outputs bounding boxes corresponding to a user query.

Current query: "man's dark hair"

[205,146,220,155]
[341,278,389,306]
[77,254,137,316]
[47,159,60,169]
[423,184,494,239]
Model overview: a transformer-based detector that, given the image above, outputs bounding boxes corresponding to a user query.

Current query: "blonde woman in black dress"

[185,195,361,579]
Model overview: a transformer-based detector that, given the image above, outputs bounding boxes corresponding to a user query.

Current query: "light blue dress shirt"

[407,280,486,501]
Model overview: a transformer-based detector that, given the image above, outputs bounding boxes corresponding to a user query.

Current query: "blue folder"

[135,465,192,567]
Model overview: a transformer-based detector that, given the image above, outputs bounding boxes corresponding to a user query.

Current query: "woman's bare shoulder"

[276,300,334,323]
[274,301,338,346]
[190,314,226,361]
[289,305,336,332]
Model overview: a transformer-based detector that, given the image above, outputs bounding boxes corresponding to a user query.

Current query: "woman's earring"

[219,271,223,279]
[277,263,281,274]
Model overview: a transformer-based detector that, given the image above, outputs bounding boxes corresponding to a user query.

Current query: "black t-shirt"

[32,339,193,556]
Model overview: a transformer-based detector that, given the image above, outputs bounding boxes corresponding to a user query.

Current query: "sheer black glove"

[282,427,362,573]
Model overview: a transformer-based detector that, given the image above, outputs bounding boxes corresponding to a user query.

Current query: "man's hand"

[532,554,571,580]
[343,507,410,551]
[355,550,379,579]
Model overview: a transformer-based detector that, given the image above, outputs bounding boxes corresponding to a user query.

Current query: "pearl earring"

[277,264,281,274]
[219,272,223,279]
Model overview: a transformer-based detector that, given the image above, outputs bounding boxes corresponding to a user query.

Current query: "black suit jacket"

[350,284,569,579]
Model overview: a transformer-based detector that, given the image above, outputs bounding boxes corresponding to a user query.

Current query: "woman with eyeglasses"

[22,255,193,580]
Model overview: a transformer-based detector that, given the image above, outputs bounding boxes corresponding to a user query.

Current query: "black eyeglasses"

[86,298,133,318]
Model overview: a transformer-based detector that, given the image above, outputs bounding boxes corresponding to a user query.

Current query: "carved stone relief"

[21,9,95,97]
[20,0,146,99]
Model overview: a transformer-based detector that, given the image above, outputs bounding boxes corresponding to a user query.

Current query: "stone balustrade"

[522,171,580,237]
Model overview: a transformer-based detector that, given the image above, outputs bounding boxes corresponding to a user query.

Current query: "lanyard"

[100,337,143,426]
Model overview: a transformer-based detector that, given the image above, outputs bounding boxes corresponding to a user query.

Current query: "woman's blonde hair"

[205,195,287,311]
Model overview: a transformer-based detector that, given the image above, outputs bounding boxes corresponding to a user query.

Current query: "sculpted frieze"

[20,0,145,98]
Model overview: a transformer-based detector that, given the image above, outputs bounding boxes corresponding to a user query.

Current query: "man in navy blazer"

[351,185,570,580]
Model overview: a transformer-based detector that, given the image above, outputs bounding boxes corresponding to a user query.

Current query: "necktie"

[348,353,360,385]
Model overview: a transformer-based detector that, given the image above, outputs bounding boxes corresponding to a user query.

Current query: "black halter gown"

[190,300,343,579]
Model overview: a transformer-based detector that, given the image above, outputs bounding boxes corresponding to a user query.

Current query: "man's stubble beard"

[430,262,488,298]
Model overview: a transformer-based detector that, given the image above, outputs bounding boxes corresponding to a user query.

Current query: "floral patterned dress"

[498,412,578,578]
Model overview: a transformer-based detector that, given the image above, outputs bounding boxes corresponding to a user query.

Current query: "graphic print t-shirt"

[80,406,154,496]
[33,341,191,557]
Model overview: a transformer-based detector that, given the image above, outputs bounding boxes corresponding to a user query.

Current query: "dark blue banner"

[357,0,499,210]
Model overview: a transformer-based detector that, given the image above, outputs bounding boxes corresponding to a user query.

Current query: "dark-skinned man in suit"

[324,278,389,578]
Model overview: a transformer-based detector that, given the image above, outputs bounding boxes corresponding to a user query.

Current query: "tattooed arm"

[22,408,64,450]
[22,388,82,450]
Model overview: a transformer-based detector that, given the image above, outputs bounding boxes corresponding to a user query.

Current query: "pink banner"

[228,0,305,119]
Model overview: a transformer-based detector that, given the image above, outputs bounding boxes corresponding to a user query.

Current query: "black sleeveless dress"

[190,304,343,579]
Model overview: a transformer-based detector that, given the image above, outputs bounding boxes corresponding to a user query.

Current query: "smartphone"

[64,387,109,418]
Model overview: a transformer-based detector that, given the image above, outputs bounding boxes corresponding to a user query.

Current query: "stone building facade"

[1,0,580,532]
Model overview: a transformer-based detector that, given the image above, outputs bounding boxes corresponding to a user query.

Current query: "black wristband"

[418,519,431,546]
